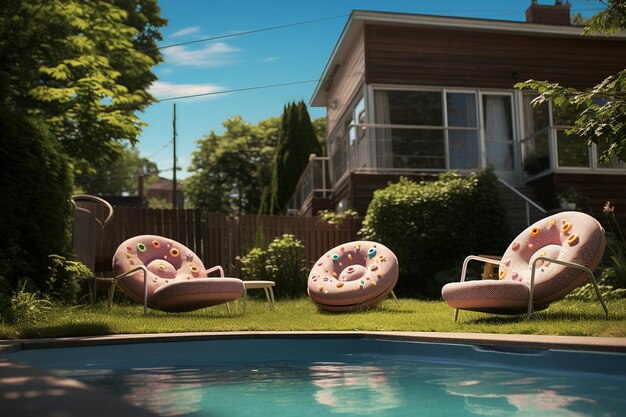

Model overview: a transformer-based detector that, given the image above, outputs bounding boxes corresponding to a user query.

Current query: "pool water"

[7,338,626,417]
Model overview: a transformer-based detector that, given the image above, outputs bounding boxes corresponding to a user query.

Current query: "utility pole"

[172,103,177,209]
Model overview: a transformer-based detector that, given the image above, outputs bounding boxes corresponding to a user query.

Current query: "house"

[289,2,626,230]
[146,177,185,208]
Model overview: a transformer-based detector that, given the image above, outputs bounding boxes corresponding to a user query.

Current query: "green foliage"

[187,116,279,214]
[602,201,626,287]
[47,255,92,304]
[317,209,359,226]
[359,169,511,298]
[147,198,172,209]
[75,143,158,195]
[515,1,626,164]
[268,101,322,214]
[240,248,271,282]
[566,268,626,301]
[4,280,53,325]
[0,105,74,294]
[0,0,165,174]
[239,234,308,298]
[582,0,626,36]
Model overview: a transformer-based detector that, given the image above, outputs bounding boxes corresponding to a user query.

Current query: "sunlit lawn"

[1,297,625,340]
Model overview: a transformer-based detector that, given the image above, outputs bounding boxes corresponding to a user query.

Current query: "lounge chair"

[70,194,114,303]
[111,235,244,314]
[308,240,399,312]
[442,211,608,320]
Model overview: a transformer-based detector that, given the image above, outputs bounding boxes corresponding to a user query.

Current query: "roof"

[310,9,622,107]
[147,177,184,192]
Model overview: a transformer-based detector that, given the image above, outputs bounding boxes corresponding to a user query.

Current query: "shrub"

[5,279,53,325]
[0,105,73,294]
[566,268,626,301]
[240,247,270,282]
[47,255,92,304]
[359,169,511,298]
[240,234,308,299]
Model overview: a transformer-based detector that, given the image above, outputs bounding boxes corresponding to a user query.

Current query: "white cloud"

[162,42,239,68]
[259,56,280,62]
[169,26,201,39]
[150,81,224,101]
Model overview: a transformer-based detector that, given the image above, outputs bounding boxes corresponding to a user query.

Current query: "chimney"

[526,1,571,26]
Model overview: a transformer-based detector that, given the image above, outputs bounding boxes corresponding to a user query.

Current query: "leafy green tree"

[0,0,166,174]
[268,101,322,214]
[186,116,280,214]
[312,116,328,155]
[74,143,158,195]
[516,0,626,163]
[0,104,74,295]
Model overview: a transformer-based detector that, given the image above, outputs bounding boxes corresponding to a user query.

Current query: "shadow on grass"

[463,309,620,325]
[17,322,114,339]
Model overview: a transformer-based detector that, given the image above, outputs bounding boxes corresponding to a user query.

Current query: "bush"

[359,169,511,298]
[240,234,308,298]
[566,268,626,301]
[2,279,53,325]
[47,255,92,304]
[0,105,73,295]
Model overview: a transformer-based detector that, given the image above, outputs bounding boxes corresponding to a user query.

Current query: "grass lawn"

[1,297,625,340]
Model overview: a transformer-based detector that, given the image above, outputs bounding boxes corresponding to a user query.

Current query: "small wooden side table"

[242,281,276,313]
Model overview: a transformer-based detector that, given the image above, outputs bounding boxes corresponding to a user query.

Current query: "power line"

[151,14,348,51]
[157,79,320,102]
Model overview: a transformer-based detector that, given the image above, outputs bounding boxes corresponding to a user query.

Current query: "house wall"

[325,31,366,135]
[364,24,626,90]
[529,173,626,229]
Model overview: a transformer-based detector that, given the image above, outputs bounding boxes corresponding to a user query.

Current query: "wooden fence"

[77,204,358,275]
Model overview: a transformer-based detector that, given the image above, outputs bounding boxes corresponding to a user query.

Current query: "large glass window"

[374,89,478,170]
[521,95,551,176]
[522,94,625,174]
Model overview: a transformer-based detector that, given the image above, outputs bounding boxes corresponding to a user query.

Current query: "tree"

[186,116,280,214]
[74,143,158,195]
[0,103,73,294]
[268,101,322,214]
[515,0,626,163]
[0,0,166,174]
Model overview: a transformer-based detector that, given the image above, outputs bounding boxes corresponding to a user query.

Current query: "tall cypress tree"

[268,100,322,214]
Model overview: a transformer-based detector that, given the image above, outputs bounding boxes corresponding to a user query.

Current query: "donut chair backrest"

[112,235,211,309]
[307,241,399,312]
[498,211,605,306]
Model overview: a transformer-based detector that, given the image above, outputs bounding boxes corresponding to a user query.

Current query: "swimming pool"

[6,336,626,417]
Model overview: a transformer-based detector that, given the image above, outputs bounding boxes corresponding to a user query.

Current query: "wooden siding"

[364,24,626,90]
[326,31,366,134]
[529,173,626,229]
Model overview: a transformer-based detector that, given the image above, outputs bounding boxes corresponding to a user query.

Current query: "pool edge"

[2,331,626,353]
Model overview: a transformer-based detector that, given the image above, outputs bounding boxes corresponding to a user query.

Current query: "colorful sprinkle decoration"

[368,247,377,259]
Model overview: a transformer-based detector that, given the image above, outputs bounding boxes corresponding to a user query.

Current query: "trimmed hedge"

[359,169,511,298]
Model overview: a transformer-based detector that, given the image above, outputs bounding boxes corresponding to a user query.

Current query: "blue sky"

[140,0,603,179]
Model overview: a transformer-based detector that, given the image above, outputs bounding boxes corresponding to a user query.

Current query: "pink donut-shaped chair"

[442,211,607,319]
[308,241,399,312]
[112,235,244,313]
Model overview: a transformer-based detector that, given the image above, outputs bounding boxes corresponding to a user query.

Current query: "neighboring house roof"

[310,9,625,107]
[147,177,184,192]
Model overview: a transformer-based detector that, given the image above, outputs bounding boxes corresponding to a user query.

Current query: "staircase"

[497,181,547,236]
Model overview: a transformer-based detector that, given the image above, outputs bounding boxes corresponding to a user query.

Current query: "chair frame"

[109,265,227,315]
[453,255,609,322]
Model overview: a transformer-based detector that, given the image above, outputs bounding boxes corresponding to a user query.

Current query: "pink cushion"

[112,235,244,312]
[442,211,605,314]
[308,241,399,312]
